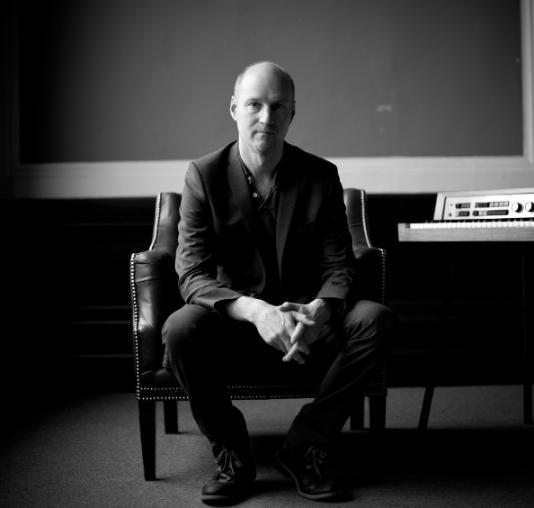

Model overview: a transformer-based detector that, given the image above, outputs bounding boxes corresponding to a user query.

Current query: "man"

[163,61,395,505]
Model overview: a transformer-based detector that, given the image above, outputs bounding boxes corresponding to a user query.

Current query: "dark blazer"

[176,141,357,310]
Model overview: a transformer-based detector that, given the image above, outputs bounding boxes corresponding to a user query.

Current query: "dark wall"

[18,0,522,163]
[3,196,531,403]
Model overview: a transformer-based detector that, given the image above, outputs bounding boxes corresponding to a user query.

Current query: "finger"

[282,342,302,362]
[290,322,306,344]
[283,351,305,364]
[268,336,287,353]
[292,312,315,326]
[298,343,311,355]
[279,332,293,354]
[282,343,298,362]
[292,353,305,365]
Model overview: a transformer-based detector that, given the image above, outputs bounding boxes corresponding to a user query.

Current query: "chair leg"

[350,395,365,430]
[163,400,179,434]
[138,400,157,481]
[369,395,386,431]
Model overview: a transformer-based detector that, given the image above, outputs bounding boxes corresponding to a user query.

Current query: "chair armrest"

[130,249,182,376]
[353,245,387,304]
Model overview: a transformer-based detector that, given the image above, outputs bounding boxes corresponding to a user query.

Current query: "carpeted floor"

[1,386,533,507]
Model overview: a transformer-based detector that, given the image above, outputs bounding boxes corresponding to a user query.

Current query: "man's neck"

[238,142,283,179]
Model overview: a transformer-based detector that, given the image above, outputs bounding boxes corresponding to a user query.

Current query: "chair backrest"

[148,188,372,253]
[343,188,373,248]
[149,192,181,255]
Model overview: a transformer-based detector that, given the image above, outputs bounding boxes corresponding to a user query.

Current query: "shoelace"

[304,446,327,479]
[215,449,243,480]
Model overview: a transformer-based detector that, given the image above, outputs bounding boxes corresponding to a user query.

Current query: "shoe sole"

[274,450,343,501]
[201,493,248,506]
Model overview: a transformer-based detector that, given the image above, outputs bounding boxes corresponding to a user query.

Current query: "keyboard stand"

[399,187,534,429]
[417,259,455,431]
[519,255,533,425]
[414,248,533,430]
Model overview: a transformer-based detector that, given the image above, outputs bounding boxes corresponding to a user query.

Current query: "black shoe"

[201,447,256,506]
[274,445,345,501]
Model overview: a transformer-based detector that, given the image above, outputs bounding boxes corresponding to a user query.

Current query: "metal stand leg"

[418,260,455,431]
[418,386,434,431]
[520,255,533,424]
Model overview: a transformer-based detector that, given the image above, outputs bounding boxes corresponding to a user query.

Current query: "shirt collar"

[238,150,286,188]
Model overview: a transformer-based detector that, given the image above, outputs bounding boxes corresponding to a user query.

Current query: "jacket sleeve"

[176,163,242,310]
[314,166,357,307]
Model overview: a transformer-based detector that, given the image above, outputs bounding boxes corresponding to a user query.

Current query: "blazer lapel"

[276,151,300,279]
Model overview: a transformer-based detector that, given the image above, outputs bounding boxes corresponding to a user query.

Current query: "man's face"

[230,66,295,156]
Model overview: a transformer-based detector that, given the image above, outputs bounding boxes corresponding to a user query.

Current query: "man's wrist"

[222,295,269,324]
[307,298,331,322]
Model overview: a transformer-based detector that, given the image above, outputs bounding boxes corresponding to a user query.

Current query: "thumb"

[279,301,301,312]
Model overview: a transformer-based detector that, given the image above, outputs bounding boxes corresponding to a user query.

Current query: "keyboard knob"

[525,202,534,212]
[511,202,523,213]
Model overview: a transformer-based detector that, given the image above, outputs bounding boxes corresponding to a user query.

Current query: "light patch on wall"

[376,104,393,113]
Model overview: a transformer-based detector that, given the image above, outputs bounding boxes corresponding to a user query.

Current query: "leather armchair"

[130,188,388,480]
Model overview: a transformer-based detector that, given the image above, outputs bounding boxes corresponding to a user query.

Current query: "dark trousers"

[162,300,395,459]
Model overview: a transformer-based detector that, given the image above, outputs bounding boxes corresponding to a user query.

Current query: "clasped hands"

[253,298,331,364]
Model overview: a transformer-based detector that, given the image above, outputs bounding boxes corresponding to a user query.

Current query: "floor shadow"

[249,427,534,490]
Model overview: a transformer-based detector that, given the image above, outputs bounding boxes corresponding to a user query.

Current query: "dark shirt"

[239,155,344,317]
[239,156,283,304]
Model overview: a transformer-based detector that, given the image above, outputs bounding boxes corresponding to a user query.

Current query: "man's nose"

[259,105,273,124]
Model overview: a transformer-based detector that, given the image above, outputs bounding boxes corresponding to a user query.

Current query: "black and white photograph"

[1,1,533,506]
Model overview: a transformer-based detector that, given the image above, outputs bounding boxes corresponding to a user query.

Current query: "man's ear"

[230,96,237,120]
[290,102,296,123]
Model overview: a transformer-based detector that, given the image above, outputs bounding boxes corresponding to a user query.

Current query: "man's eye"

[248,102,261,110]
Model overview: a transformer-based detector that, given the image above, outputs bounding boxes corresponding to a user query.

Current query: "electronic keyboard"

[398,188,534,242]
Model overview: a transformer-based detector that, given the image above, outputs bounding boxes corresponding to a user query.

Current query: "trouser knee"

[344,299,397,347]
[369,302,397,336]
[162,304,217,360]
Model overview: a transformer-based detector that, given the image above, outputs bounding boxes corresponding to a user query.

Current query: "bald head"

[233,61,295,101]
[230,61,295,160]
